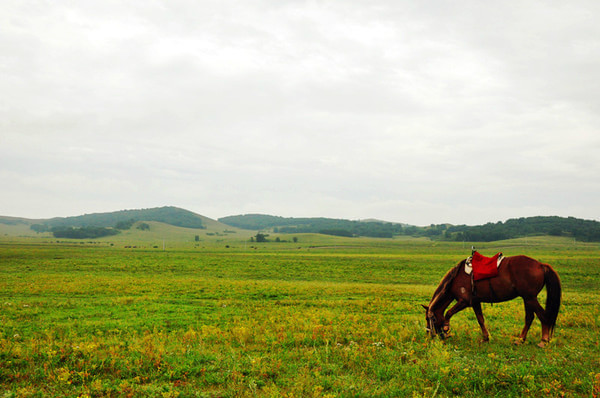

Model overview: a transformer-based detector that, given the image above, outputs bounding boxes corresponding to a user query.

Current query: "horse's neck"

[429,264,461,313]
[429,289,451,316]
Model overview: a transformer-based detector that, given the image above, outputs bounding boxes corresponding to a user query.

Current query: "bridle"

[426,313,437,337]
[426,312,446,339]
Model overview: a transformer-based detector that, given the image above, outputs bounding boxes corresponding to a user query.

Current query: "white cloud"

[1,1,599,224]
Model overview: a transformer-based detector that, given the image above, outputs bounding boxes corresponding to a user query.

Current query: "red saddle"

[471,251,502,281]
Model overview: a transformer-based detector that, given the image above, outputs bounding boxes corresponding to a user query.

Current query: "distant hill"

[3,207,600,242]
[14,207,210,239]
[0,216,33,226]
[218,214,404,238]
[219,214,600,242]
[445,216,600,242]
[41,206,207,229]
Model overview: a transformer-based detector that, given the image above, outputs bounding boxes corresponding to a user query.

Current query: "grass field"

[1,233,599,397]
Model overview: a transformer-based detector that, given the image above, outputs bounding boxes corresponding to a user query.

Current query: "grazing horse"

[423,255,561,347]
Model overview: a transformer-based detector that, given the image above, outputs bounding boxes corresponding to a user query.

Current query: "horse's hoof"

[537,340,549,348]
[480,337,490,343]
[514,338,526,345]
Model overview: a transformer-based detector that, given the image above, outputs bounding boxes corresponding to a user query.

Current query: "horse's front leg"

[443,299,469,335]
[472,301,490,342]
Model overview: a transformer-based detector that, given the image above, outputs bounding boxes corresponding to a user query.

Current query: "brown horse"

[423,255,561,347]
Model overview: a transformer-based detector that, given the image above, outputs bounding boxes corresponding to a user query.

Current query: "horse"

[422,254,561,347]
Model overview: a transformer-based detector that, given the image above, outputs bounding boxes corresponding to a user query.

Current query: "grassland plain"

[0,235,599,397]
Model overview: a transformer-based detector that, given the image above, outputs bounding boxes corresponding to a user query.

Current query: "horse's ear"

[421,304,429,311]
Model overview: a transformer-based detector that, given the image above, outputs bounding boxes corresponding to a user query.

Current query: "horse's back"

[503,255,546,295]
[505,254,539,264]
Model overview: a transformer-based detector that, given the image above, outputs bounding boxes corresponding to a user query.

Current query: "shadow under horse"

[423,254,561,347]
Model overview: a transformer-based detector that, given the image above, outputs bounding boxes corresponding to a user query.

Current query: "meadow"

[1,234,599,397]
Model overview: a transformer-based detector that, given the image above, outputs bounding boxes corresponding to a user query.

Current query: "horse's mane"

[428,260,464,311]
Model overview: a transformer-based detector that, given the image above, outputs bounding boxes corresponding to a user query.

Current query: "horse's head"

[421,304,446,338]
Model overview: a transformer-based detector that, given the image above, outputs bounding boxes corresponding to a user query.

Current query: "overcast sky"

[2,1,599,226]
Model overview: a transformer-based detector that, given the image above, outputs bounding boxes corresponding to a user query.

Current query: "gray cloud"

[2,1,599,225]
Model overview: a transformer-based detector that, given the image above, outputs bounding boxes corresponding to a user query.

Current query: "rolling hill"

[218,214,403,238]
[0,207,245,242]
[41,206,207,229]
[2,207,600,242]
[219,214,600,242]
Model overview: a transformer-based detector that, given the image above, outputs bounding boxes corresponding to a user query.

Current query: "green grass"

[1,235,599,397]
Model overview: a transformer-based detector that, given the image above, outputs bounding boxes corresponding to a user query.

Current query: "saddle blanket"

[465,252,504,281]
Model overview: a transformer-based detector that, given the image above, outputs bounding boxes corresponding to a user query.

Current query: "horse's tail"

[543,264,562,338]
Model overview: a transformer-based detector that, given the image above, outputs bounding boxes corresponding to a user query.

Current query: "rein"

[427,311,446,338]
[426,314,436,335]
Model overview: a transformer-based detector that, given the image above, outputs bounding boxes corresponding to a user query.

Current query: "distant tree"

[137,223,150,231]
[115,219,136,230]
[255,233,269,242]
[51,226,119,239]
[319,229,353,237]
[293,237,298,243]
[195,235,200,242]
[548,227,563,236]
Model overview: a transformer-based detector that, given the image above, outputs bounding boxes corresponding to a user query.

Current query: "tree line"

[444,216,600,242]
[31,218,152,239]
[219,214,404,238]
[220,214,600,242]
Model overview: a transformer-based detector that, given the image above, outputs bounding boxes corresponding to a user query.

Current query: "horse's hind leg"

[472,301,490,342]
[522,297,551,347]
[516,299,535,344]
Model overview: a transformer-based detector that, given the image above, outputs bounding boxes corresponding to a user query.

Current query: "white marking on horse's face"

[460,287,467,295]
